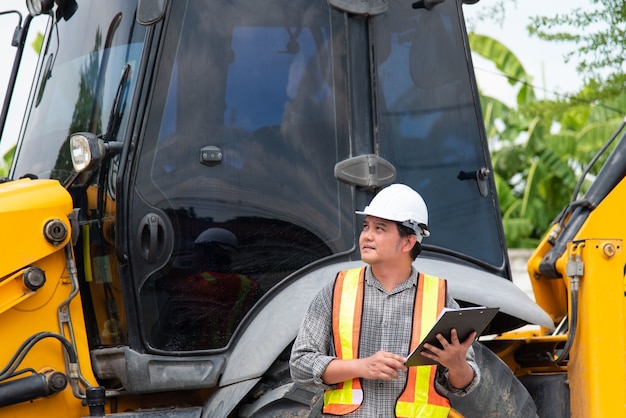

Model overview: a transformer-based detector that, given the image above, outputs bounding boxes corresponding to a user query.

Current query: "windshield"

[373,0,505,269]
[11,2,145,184]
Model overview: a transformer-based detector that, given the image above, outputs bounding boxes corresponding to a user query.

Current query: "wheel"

[234,346,323,417]
[449,343,539,418]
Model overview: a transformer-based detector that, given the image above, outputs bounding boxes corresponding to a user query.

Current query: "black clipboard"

[405,306,499,367]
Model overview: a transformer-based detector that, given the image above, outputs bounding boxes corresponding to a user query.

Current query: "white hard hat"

[194,227,238,251]
[356,184,430,240]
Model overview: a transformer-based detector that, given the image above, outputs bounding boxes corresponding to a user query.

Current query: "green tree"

[469,33,623,248]
[528,1,626,101]
[0,145,14,177]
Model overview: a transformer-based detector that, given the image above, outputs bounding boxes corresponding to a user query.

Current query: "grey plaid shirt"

[290,266,480,417]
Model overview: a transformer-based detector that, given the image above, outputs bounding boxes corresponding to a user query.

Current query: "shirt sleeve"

[289,280,337,389]
[434,293,481,397]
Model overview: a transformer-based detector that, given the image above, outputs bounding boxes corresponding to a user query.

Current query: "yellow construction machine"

[0,0,622,417]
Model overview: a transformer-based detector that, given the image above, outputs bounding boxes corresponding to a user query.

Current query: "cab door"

[125,0,353,353]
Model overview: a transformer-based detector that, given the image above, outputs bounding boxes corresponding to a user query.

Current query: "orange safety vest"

[323,268,451,417]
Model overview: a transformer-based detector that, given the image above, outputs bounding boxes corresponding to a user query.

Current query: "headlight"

[69,132,124,173]
[70,133,95,172]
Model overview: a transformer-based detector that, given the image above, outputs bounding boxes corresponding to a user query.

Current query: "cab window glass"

[374,3,505,269]
[133,0,351,351]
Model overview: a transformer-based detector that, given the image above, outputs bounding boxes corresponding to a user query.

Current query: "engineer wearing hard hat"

[290,184,479,417]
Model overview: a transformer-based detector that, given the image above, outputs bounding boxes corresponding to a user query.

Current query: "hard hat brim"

[355,209,430,238]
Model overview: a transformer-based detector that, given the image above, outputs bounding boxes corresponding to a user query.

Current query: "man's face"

[359,216,412,265]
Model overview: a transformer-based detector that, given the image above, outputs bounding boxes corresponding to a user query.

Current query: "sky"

[0,0,591,158]
[463,0,590,106]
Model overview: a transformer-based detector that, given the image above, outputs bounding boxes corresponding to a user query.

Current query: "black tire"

[243,384,324,418]
[234,346,323,417]
[450,343,539,418]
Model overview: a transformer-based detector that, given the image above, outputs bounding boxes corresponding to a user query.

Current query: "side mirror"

[334,154,396,189]
[69,132,123,173]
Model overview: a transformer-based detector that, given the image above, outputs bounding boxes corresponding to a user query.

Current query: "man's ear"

[403,234,417,253]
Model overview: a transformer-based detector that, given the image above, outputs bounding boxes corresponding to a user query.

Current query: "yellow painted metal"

[567,239,626,418]
[518,175,626,417]
[0,179,98,416]
[0,178,72,279]
[526,223,568,327]
[0,268,37,314]
[527,176,626,330]
[562,176,626,416]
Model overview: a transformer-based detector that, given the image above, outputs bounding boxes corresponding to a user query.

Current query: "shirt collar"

[364,265,418,294]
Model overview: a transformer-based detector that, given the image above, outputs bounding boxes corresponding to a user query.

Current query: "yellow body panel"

[567,239,625,417]
[518,176,626,416]
[528,176,626,320]
[0,179,98,416]
[526,226,568,327]
[0,179,72,276]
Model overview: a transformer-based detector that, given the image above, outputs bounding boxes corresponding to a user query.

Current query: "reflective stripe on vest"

[323,268,451,417]
[324,268,364,415]
[396,272,450,418]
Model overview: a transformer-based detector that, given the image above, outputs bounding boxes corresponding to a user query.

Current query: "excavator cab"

[0,0,552,416]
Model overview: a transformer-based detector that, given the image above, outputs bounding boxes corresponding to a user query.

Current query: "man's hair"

[396,223,422,260]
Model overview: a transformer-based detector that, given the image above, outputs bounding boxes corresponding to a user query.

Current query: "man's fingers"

[435,332,450,347]
[384,351,408,363]
[379,365,403,380]
[448,329,477,345]
[369,351,407,380]
[462,331,477,347]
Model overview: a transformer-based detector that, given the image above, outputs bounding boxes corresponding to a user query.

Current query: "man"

[290,183,479,417]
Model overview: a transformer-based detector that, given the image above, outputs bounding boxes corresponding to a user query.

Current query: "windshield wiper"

[104,64,131,142]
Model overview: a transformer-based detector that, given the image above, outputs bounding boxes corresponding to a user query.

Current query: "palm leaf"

[469,33,535,102]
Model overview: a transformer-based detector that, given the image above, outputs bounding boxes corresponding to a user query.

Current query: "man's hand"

[322,350,408,384]
[420,329,476,389]
[361,350,408,381]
